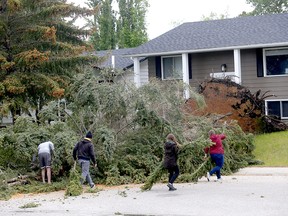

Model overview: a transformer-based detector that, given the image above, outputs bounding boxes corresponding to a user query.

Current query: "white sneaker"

[206,172,210,182]
[215,178,222,183]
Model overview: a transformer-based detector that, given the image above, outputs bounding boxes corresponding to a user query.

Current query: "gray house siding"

[241,49,288,99]
[147,48,288,101]
[147,51,235,87]
[147,51,234,87]
[190,51,234,87]
[148,57,157,79]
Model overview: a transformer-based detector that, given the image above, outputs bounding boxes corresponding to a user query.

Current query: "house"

[92,48,148,87]
[125,13,288,121]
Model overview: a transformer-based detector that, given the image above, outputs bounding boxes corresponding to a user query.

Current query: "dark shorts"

[39,153,51,169]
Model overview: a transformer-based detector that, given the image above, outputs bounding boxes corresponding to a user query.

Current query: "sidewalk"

[235,166,288,176]
[1,167,288,216]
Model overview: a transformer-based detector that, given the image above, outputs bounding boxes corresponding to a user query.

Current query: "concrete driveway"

[1,167,288,216]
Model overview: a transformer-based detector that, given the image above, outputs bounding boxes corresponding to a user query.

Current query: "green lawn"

[253,131,288,166]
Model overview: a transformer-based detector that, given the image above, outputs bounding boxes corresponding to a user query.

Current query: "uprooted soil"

[186,78,286,133]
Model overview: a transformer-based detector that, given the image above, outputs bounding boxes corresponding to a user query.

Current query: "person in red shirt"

[204,130,226,182]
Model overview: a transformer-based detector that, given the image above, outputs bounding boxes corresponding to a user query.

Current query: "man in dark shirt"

[73,131,97,188]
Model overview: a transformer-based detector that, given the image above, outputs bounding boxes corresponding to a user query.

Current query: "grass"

[253,131,288,166]
[19,202,41,209]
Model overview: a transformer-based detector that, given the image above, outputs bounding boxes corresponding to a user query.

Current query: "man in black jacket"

[73,131,97,188]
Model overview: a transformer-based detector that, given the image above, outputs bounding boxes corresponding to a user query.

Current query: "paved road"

[1,167,288,216]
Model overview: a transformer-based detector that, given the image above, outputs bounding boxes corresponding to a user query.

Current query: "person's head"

[208,130,215,136]
[39,135,47,143]
[85,131,93,139]
[166,133,176,142]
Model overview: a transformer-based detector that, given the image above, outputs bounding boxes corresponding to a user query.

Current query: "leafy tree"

[117,0,148,48]
[87,0,117,50]
[242,0,288,15]
[0,0,99,123]
[88,0,149,49]
[201,11,229,21]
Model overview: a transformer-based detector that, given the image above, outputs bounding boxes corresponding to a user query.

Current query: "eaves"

[125,42,288,58]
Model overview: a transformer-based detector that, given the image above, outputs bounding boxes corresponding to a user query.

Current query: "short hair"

[166,133,176,141]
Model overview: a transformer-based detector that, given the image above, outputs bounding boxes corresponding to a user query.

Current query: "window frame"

[263,47,288,77]
[265,99,288,120]
[161,55,183,80]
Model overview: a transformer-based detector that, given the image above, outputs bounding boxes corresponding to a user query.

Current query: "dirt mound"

[186,78,287,133]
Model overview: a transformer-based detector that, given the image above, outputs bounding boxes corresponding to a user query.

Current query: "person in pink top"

[204,130,226,182]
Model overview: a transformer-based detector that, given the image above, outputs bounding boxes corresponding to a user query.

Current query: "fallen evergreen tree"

[0,70,261,199]
[141,119,259,191]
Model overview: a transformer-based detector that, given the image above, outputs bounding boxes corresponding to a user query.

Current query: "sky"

[68,0,253,40]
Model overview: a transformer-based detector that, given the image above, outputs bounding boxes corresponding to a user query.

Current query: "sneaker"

[90,184,95,189]
[215,178,222,183]
[167,183,177,191]
[169,187,177,191]
[206,172,211,182]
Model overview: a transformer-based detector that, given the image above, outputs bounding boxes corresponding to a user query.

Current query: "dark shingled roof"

[92,48,145,69]
[126,13,288,57]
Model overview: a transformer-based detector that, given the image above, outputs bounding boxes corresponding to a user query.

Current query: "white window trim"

[265,99,288,120]
[263,47,288,77]
[161,55,182,80]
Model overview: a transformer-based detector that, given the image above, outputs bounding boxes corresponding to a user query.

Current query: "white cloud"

[146,0,253,39]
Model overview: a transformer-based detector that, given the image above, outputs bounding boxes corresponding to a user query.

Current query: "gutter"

[125,42,288,57]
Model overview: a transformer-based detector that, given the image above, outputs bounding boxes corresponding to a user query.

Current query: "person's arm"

[220,134,226,140]
[89,144,97,167]
[176,141,182,148]
[49,142,55,157]
[72,143,78,161]
[203,147,210,159]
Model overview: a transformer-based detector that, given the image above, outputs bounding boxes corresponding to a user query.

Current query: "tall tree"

[201,11,229,21]
[243,0,288,15]
[0,0,99,122]
[88,0,149,50]
[117,0,148,48]
[87,0,117,50]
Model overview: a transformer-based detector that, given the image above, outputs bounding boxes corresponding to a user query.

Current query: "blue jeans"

[209,154,224,179]
[168,165,179,184]
[78,159,94,187]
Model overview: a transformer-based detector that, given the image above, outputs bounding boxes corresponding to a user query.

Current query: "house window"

[162,56,182,79]
[266,100,288,119]
[264,48,288,76]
